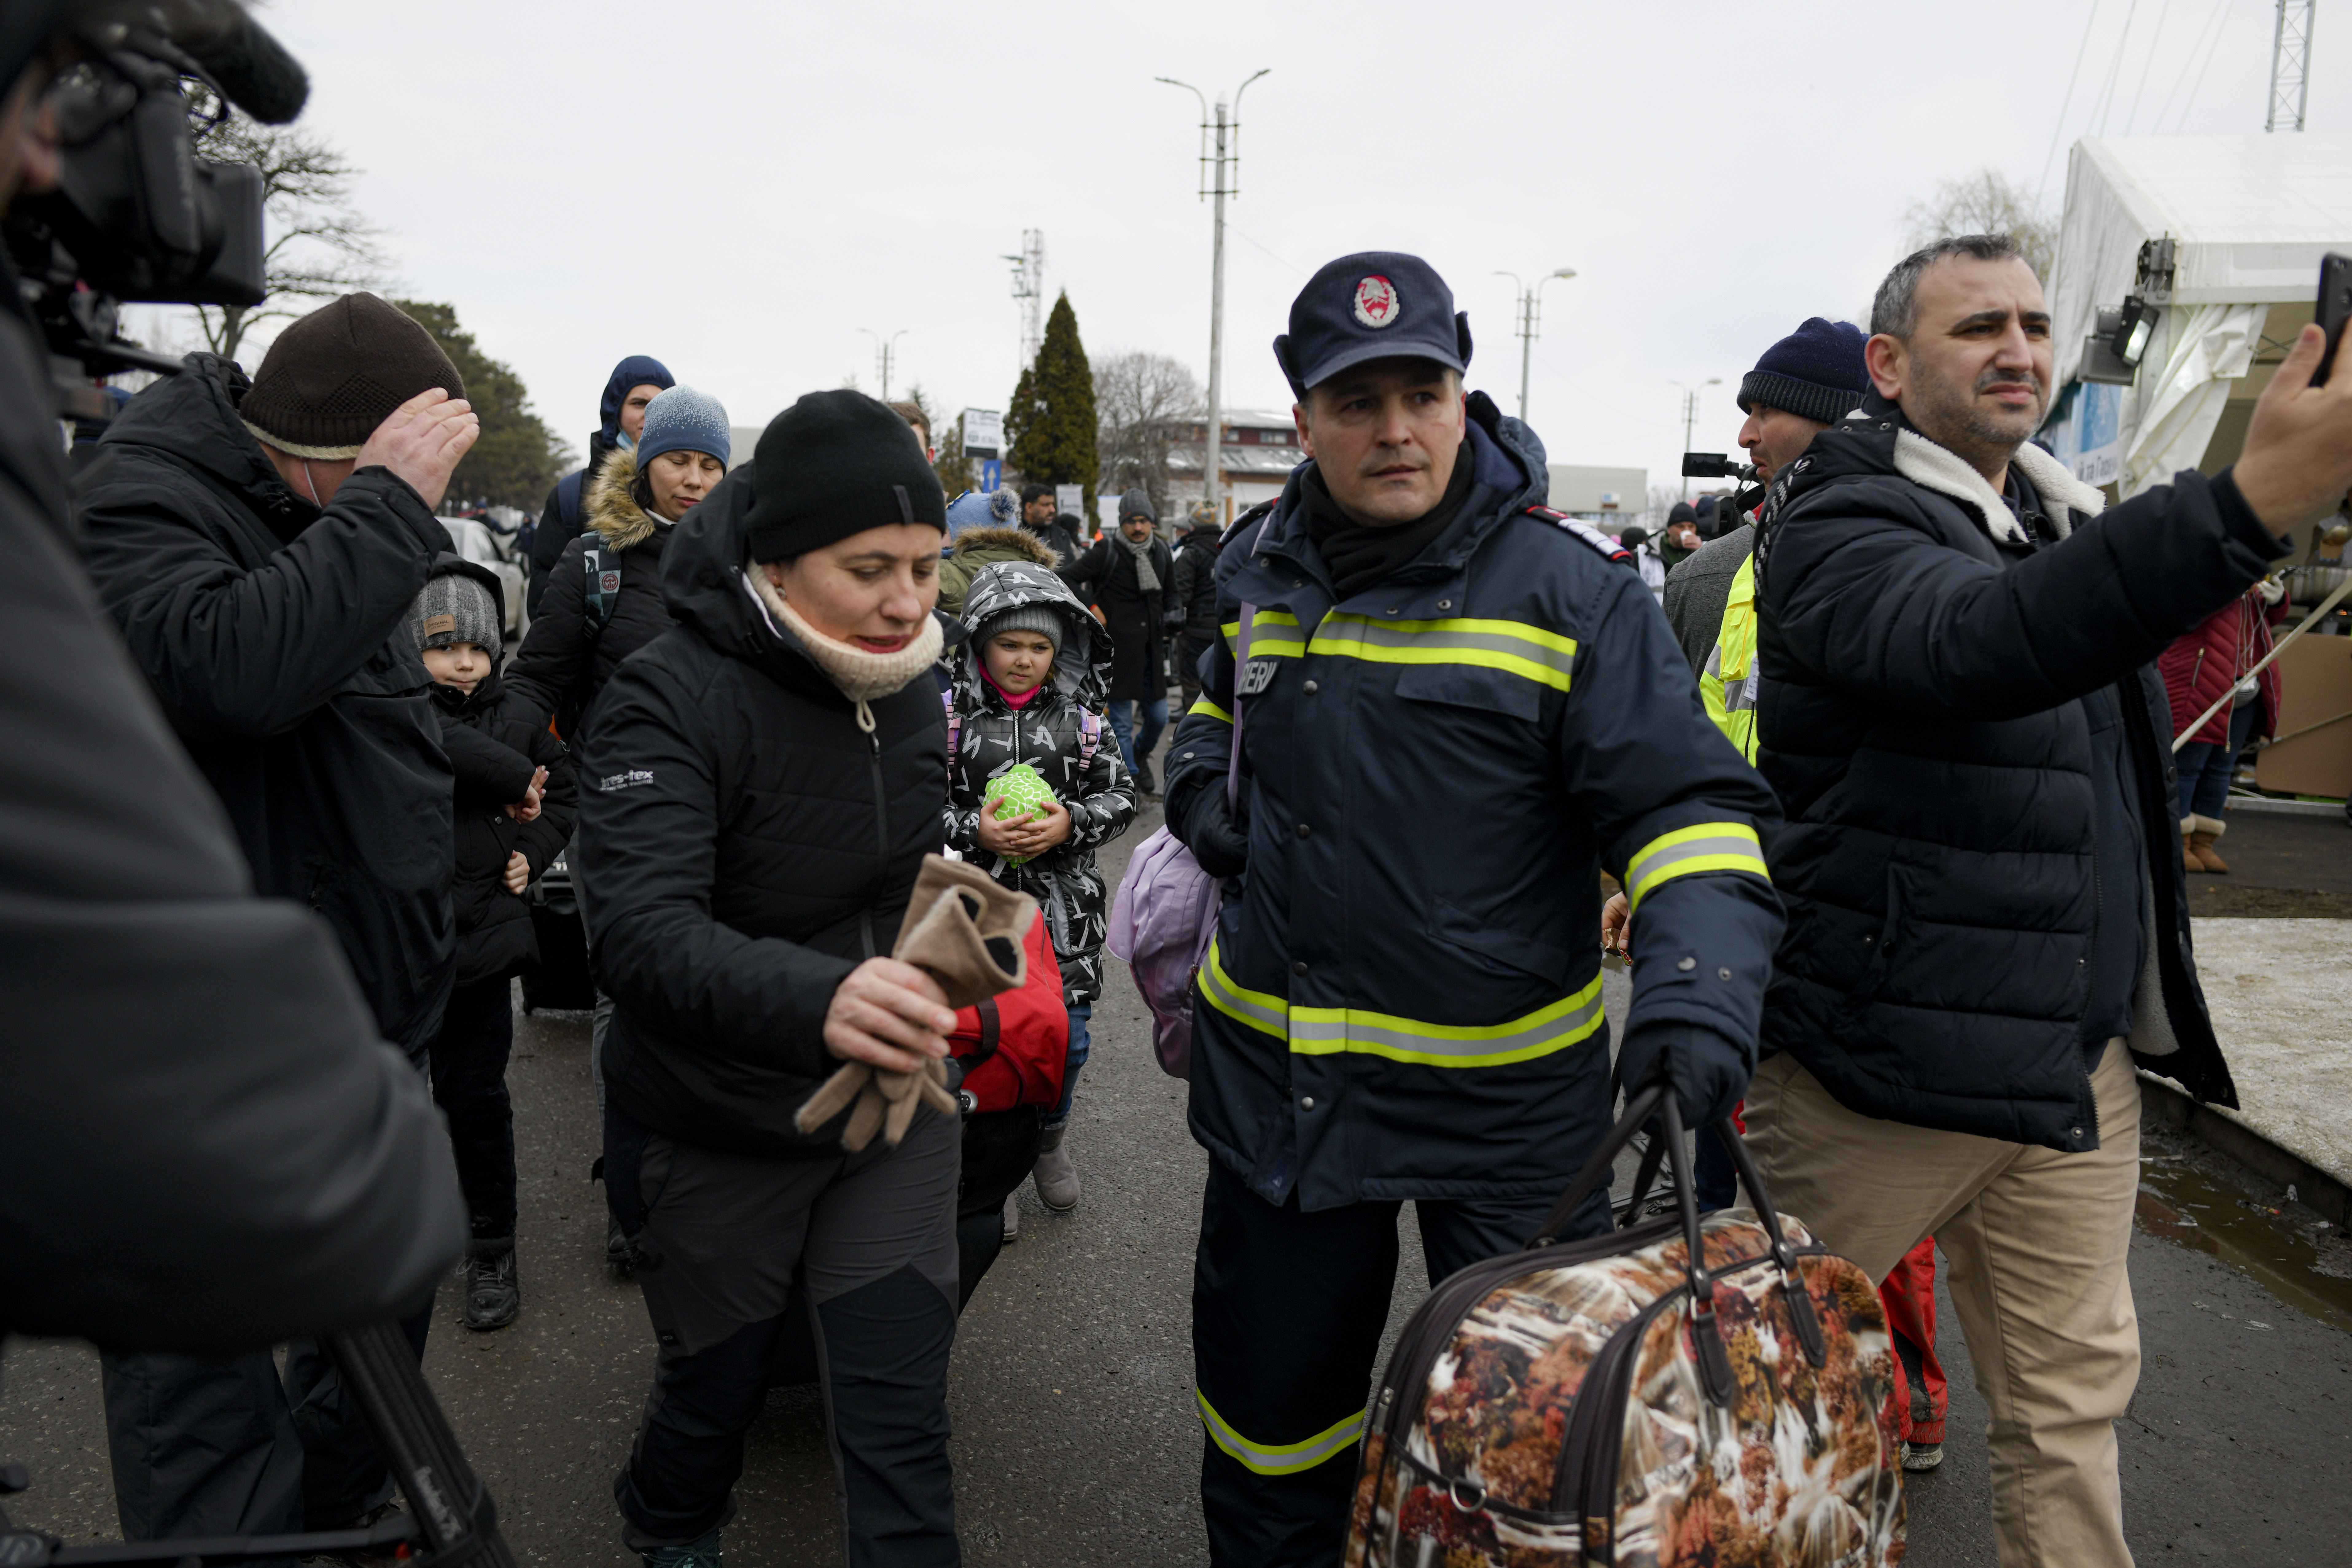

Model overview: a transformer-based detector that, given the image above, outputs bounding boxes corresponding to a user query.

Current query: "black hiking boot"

[463,1239,519,1331]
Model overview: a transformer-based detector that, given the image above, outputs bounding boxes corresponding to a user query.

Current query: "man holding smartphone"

[1743,234,2352,1567]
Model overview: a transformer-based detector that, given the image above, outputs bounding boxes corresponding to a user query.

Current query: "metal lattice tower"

[2268,0,2314,132]
[1004,231,1046,367]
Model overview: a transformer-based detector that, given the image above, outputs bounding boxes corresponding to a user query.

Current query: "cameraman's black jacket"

[77,355,458,1059]
[576,469,948,1157]
[0,305,461,1352]
[1755,394,2283,1150]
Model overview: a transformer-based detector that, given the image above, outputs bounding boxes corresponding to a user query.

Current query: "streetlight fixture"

[1158,68,1269,522]
[1670,378,1722,500]
[859,328,908,401]
[1493,267,1578,426]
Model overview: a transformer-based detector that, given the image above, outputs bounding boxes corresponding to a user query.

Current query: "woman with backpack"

[498,384,729,1272]
[500,385,731,740]
[944,560,1137,1223]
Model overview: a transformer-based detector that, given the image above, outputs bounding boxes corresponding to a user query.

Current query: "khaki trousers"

[1743,1038,2142,1568]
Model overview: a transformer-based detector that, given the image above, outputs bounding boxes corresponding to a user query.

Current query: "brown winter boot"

[2188,815,2230,874]
[2180,821,2200,874]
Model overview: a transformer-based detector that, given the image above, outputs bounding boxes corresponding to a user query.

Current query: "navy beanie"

[1667,501,1698,525]
[1738,318,1870,426]
[600,355,674,443]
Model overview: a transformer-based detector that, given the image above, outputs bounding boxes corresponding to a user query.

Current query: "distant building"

[1159,409,1305,522]
[1545,465,1646,528]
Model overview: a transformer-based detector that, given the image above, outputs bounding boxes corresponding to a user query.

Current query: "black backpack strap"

[581,545,620,639]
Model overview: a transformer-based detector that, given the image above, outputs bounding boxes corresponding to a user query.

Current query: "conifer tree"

[391,300,567,510]
[1004,292,1099,527]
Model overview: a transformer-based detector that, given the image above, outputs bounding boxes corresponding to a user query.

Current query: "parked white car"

[439,515,530,643]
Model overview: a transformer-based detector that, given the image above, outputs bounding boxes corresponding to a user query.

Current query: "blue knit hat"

[637,386,730,468]
[1738,318,1870,425]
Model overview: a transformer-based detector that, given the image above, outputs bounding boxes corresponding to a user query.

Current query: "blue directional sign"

[981,459,1002,492]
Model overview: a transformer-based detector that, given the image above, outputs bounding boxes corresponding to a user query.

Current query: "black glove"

[1614,1022,1749,1130]
[1179,777,1250,878]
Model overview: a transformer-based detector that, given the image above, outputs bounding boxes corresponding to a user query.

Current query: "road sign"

[981,458,1002,492]
[1055,484,1083,518]
[962,408,1003,459]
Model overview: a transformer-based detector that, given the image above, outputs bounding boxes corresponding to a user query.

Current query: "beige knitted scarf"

[743,561,942,731]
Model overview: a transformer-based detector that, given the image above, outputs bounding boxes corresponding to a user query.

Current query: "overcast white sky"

[174,0,2345,492]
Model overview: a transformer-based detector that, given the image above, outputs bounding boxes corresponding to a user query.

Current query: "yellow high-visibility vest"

[1700,552,1759,763]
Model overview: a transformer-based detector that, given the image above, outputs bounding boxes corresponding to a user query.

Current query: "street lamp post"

[1493,267,1579,426]
[1670,378,1722,501]
[859,329,908,401]
[1158,69,1269,522]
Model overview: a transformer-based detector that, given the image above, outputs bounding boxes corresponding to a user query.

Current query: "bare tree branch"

[1902,169,2057,283]
[1093,350,1204,515]
[186,89,388,362]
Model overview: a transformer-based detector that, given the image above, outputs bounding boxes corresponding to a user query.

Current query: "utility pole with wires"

[2268,0,2314,132]
[1671,379,1720,501]
[1158,68,1268,522]
[1493,267,1578,426]
[1002,231,1045,371]
[859,329,907,401]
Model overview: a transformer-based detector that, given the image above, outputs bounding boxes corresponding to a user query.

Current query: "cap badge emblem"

[1352,274,1399,329]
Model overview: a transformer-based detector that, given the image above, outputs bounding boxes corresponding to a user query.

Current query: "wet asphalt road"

[6,795,2350,1564]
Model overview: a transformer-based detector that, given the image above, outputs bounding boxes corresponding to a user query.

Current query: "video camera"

[1680,452,1758,485]
[2,1,307,416]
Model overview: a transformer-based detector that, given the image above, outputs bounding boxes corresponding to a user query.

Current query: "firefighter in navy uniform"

[1162,252,1786,1567]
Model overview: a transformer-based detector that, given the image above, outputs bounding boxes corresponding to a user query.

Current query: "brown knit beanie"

[239,293,466,460]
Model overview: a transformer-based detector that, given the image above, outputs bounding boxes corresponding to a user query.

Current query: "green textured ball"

[985,764,1059,865]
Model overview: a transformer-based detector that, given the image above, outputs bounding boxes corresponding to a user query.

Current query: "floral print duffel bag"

[1345,1087,1905,1568]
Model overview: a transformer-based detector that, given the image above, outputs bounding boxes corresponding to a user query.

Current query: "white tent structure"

[2043,132,2352,498]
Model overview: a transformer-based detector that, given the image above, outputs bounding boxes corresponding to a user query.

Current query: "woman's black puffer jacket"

[574,469,948,1157]
[499,447,684,740]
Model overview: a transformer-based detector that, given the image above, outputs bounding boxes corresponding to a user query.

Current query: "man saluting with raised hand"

[1162,252,1785,1567]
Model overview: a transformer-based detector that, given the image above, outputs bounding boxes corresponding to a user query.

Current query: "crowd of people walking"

[6,16,2352,1559]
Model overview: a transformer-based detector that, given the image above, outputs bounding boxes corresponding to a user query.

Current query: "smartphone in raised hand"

[2318,252,2351,386]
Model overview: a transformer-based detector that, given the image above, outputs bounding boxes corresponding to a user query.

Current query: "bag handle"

[1526,1080,1829,1396]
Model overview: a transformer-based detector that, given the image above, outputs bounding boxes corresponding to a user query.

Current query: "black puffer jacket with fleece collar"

[574,467,950,1157]
[1754,391,2285,1150]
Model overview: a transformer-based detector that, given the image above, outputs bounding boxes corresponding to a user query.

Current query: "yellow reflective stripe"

[1199,936,1287,1040]
[1190,697,1233,725]
[1309,613,1577,693]
[1196,1390,1363,1476]
[1292,972,1605,1068]
[1224,608,1304,658]
[1625,822,1770,913]
[1199,937,1605,1068]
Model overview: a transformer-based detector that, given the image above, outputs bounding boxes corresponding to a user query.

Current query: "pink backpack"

[1106,602,1253,1079]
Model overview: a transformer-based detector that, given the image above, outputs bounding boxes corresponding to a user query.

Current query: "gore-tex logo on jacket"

[600,769,655,792]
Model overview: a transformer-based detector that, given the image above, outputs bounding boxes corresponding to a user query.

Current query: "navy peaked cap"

[1273,251,1472,398]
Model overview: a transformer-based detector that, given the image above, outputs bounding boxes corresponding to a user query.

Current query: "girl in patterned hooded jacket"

[944,560,1138,1226]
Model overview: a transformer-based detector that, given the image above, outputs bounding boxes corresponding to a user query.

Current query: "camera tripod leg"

[325,1323,516,1568]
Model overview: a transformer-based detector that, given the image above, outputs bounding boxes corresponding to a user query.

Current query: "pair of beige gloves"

[794,856,1038,1152]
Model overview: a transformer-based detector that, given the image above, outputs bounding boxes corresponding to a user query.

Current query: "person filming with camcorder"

[0,6,512,1567]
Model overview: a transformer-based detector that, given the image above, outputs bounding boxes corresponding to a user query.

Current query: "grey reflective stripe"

[1631,832,1760,878]
[1195,1390,1364,1476]
[1198,940,1287,1038]
[1703,642,1723,679]
[1285,988,1603,1061]
[1312,618,1577,682]
[1725,670,1759,712]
